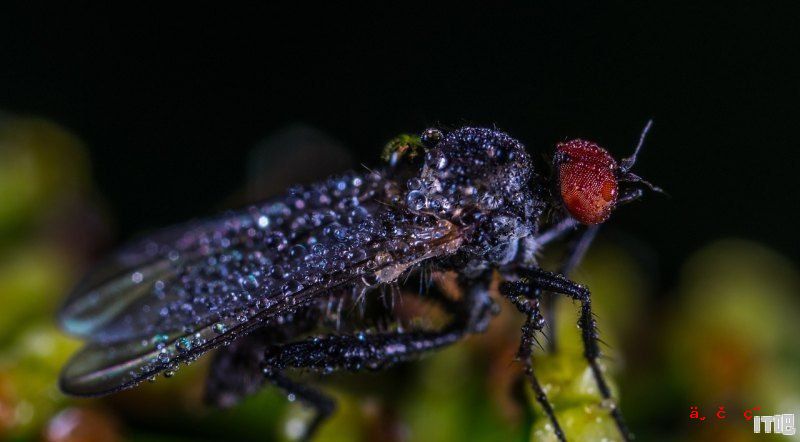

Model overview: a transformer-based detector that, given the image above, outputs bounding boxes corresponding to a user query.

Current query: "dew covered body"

[59,127,544,395]
[59,125,652,441]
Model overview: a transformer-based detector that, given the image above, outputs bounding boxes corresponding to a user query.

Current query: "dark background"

[1,2,798,287]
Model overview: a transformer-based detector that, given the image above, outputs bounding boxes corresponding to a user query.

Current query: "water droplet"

[406,190,427,211]
[334,227,348,241]
[600,398,617,410]
[481,194,502,210]
[310,243,326,257]
[347,207,368,224]
[212,323,227,334]
[239,274,259,289]
[153,333,170,344]
[281,280,304,296]
[289,244,306,258]
[176,337,192,352]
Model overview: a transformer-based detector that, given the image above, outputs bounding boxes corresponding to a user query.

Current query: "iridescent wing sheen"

[59,169,465,396]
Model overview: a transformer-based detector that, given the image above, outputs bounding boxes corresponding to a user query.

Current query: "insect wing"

[60,214,250,340]
[60,171,464,396]
[60,170,396,343]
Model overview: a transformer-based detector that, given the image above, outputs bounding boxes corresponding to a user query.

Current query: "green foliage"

[381,134,424,163]
[0,324,81,438]
[0,117,89,239]
[1,115,799,441]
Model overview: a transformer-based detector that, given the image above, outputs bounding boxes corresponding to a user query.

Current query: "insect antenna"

[618,119,666,194]
[619,119,653,172]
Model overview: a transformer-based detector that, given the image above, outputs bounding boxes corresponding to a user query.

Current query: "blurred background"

[0,3,798,441]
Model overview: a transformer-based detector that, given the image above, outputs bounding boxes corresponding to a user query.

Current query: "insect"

[59,123,659,441]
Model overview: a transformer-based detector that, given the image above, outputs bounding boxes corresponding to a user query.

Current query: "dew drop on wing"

[60,161,468,397]
[406,190,427,210]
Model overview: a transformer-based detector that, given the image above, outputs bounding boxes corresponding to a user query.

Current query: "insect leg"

[262,368,337,441]
[205,307,319,408]
[546,225,600,353]
[205,330,270,408]
[411,271,495,333]
[534,218,579,248]
[451,274,495,333]
[618,187,644,205]
[542,187,642,351]
[499,280,565,442]
[260,327,466,439]
[255,276,492,439]
[516,268,632,442]
[532,186,642,277]
[263,328,466,375]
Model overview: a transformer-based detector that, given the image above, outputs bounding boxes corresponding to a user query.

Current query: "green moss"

[0,117,89,238]
[381,134,424,163]
[0,323,81,438]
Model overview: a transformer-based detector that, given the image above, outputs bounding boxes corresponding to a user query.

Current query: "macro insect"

[59,123,659,441]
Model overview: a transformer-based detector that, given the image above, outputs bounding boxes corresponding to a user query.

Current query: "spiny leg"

[521,127,648,437]
[261,275,495,440]
[206,330,335,442]
[263,328,466,373]
[558,226,600,283]
[539,173,644,336]
[528,184,642,254]
[546,225,599,353]
[452,273,495,333]
[618,187,644,205]
[518,267,632,441]
[500,280,566,442]
[205,330,270,408]
[532,183,645,251]
[544,186,643,352]
[205,307,318,407]
[261,327,466,440]
[262,368,336,441]
[207,274,494,440]
[534,218,579,247]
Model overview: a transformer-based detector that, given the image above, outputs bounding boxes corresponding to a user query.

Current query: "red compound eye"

[555,139,619,225]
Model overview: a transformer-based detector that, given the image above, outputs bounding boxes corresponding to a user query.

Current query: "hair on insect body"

[58,122,658,441]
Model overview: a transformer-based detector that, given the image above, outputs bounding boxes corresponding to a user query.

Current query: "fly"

[58,123,659,441]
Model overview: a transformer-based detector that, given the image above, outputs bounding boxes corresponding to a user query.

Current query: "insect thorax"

[401,127,544,266]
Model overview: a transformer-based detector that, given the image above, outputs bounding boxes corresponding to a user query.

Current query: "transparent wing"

[59,169,464,396]
[60,170,383,343]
